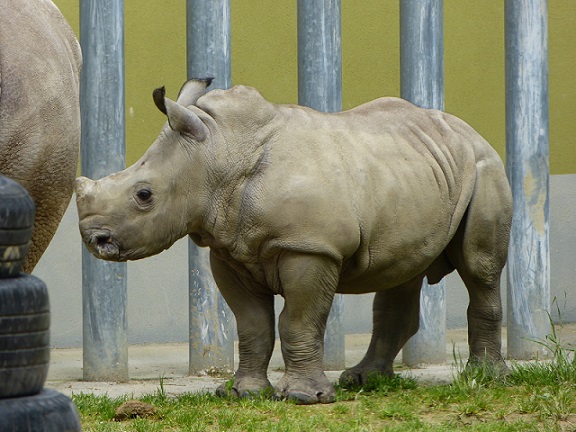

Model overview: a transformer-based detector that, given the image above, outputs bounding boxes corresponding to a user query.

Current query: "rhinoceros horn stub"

[152,85,208,141]
[75,176,98,200]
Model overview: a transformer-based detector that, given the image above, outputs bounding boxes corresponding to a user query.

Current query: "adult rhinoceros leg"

[339,276,423,387]
[274,252,341,404]
[209,253,276,398]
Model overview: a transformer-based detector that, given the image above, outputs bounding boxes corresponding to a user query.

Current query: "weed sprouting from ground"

[509,309,576,387]
[156,375,166,400]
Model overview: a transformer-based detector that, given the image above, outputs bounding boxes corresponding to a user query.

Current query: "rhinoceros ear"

[176,78,213,106]
[153,86,208,141]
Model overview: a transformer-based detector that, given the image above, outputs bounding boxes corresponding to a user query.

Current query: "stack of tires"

[0,175,81,431]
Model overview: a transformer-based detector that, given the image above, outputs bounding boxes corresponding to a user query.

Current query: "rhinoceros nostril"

[96,234,110,248]
[90,231,110,247]
[86,230,121,260]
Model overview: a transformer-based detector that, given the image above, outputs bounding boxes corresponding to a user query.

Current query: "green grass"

[74,325,576,431]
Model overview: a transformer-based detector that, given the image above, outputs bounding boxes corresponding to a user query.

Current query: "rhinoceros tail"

[153,86,167,115]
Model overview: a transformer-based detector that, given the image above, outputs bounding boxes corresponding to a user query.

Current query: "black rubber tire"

[0,229,34,248]
[0,238,33,279]
[0,331,50,350]
[0,275,50,399]
[0,175,35,279]
[0,275,50,315]
[0,388,81,432]
[0,176,35,227]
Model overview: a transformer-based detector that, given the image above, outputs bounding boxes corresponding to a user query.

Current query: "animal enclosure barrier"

[79,0,550,380]
[185,0,235,376]
[399,0,447,367]
[80,0,128,382]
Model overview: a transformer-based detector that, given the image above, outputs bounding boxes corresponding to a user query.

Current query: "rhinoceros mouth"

[86,229,122,261]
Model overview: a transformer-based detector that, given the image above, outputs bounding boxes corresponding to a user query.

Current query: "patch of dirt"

[114,400,158,421]
[556,415,576,432]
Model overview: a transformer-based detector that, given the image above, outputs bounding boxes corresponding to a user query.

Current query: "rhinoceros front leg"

[209,252,276,398]
[340,276,423,386]
[275,252,341,404]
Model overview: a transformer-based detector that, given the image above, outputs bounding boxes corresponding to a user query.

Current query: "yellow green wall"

[53,1,576,174]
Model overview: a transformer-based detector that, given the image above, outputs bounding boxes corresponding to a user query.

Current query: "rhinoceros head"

[75,79,214,261]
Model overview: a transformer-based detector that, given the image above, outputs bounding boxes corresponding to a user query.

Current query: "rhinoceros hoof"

[215,376,273,400]
[465,356,510,377]
[273,374,336,404]
[339,364,394,388]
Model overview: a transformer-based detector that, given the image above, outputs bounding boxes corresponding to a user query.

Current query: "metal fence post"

[297,0,345,370]
[79,0,128,381]
[400,0,447,366]
[505,0,550,359]
[186,0,235,374]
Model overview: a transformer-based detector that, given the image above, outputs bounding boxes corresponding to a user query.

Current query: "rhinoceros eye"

[136,188,152,202]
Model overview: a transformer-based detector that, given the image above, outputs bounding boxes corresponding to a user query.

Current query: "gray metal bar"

[505,0,550,359]
[186,0,235,374]
[297,0,345,370]
[79,0,128,381]
[400,0,447,366]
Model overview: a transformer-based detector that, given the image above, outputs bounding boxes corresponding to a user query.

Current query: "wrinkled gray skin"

[0,0,81,272]
[76,79,512,404]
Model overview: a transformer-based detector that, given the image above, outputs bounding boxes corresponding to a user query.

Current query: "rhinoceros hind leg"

[460,274,507,369]
[446,159,511,369]
[339,277,423,387]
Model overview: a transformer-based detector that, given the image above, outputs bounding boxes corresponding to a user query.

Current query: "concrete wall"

[36,174,576,348]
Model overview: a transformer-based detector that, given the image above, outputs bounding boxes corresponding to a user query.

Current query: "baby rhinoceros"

[75,79,512,404]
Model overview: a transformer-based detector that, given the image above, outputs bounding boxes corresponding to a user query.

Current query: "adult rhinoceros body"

[0,0,81,272]
[76,79,512,404]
